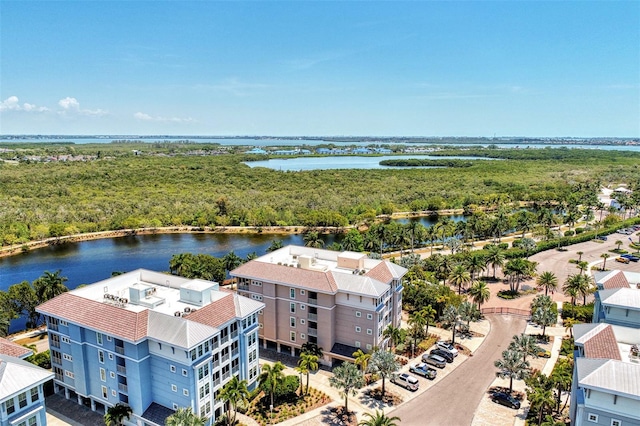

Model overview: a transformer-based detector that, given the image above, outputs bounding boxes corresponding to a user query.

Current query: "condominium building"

[36,269,264,426]
[231,245,407,365]
[569,270,640,426]
[0,351,53,426]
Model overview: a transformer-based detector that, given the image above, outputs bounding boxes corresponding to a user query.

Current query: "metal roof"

[0,354,54,400]
[146,310,218,349]
[576,358,640,400]
[333,274,390,297]
[600,288,640,310]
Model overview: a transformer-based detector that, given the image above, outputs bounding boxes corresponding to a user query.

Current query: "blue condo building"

[37,269,264,426]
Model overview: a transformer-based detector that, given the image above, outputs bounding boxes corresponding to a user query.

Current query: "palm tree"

[218,376,249,426]
[358,410,401,426]
[563,274,592,305]
[468,281,490,309]
[504,258,537,293]
[165,407,207,426]
[298,352,319,394]
[494,349,530,393]
[104,403,132,426]
[440,305,460,345]
[222,251,243,274]
[258,362,286,411]
[575,261,589,275]
[300,342,324,358]
[615,240,623,251]
[328,362,364,414]
[528,386,554,426]
[600,253,610,270]
[509,333,541,363]
[367,349,399,398]
[33,270,69,302]
[576,251,584,262]
[383,325,403,353]
[449,265,471,295]
[303,231,324,248]
[466,254,486,280]
[536,271,558,296]
[408,311,426,345]
[420,305,437,337]
[352,349,371,377]
[485,245,505,279]
[266,239,283,253]
[550,358,573,413]
[563,317,580,338]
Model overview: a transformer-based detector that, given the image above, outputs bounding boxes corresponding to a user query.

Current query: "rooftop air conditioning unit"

[174,311,181,317]
[184,307,191,313]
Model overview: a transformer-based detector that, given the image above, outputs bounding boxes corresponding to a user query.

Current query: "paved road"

[392,315,526,426]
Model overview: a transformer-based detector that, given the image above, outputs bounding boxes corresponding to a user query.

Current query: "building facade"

[36,269,264,426]
[570,270,640,426]
[0,354,53,426]
[231,245,407,365]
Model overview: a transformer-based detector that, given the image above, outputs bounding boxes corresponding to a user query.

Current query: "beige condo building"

[231,245,407,365]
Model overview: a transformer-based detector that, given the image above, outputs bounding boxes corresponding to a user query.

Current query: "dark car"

[430,348,454,363]
[596,235,607,241]
[621,254,640,262]
[422,353,446,369]
[409,363,437,380]
[491,392,521,409]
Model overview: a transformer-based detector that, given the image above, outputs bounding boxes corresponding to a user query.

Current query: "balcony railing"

[118,383,128,393]
[308,297,318,305]
[213,378,221,387]
[222,371,230,381]
[231,330,238,339]
[232,348,239,358]
[115,346,125,355]
[307,312,317,321]
[55,373,63,381]
[221,335,229,344]
[49,323,59,332]
[51,341,61,349]
[117,365,126,374]
[307,328,318,337]
[237,284,249,291]
[221,353,230,363]
[212,360,220,369]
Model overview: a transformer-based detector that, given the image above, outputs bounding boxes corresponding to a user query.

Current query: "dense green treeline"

[1,146,639,246]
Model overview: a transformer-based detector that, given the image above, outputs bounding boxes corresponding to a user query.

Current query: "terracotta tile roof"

[582,324,622,360]
[232,261,339,293]
[0,338,32,359]
[37,293,149,342]
[365,263,393,283]
[187,293,238,328]
[602,271,630,289]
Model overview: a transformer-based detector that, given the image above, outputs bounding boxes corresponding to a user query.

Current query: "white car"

[436,340,459,357]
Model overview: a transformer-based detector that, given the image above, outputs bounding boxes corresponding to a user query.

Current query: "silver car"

[422,353,446,369]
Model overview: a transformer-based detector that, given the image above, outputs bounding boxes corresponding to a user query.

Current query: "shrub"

[497,290,520,299]
[564,230,575,237]
[561,302,594,322]
[497,243,509,250]
[560,337,574,356]
[575,227,585,234]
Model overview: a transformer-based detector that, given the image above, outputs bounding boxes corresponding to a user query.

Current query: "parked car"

[616,257,630,264]
[596,235,608,241]
[436,340,459,357]
[430,348,454,363]
[491,392,521,409]
[409,363,437,380]
[537,349,551,358]
[422,353,447,369]
[621,254,640,262]
[390,373,419,391]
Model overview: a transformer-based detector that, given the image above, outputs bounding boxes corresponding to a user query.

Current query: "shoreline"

[0,209,470,260]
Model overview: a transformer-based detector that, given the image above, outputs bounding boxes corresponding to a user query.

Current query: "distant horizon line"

[1,134,637,140]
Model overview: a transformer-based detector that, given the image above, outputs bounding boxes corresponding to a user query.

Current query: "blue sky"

[1,1,638,137]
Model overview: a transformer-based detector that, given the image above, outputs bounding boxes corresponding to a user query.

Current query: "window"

[170,365,176,373]
[259,323,264,329]
[62,336,71,344]
[251,294,263,301]
[106,335,112,341]
[290,303,296,314]
[355,341,361,348]
[300,334,306,340]
[290,317,296,328]
[63,353,72,361]
[108,353,114,360]
[587,413,598,422]
[60,320,68,326]
[259,310,263,315]
[290,332,296,342]
[301,319,306,325]
[6,398,15,414]
[171,384,177,392]
[29,417,37,426]
[182,369,188,377]
[300,304,306,310]
[110,372,115,379]
[65,370,74,379]
[300,289,305,295]
[183,389,189,396]
[111,390,117,397]
[18,392,27,408]
[251,280,262,286]
[356,311,361,318]
[100,368,106,382]
[30,387,39,403]
[367,313,373,320]
[355,326,361,333]
[98,350,104,364]
[367,329,372,335]
[97,333,103,345]
[366,344,372,350]
[101,386,108,399]
[173,403,179,410]
[611,420,621,426]
[290,288,295,299]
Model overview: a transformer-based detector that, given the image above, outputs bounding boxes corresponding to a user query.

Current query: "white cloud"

[57,97,107,117]
[0,96,49,112]
[134,112,196,124]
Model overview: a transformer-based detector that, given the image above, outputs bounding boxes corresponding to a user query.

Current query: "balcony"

[51,341,61,349]
[307,328,318,337]
[308,297,318,305]
[213,378,221,387]
[117,365,126,374]
[232,348,239,358]
[221,335,229,344]
[118,383,128,393]
[221,353,230,363]
[212,360,220,370]
[237,284,249,291]
[222,371,230,381]
[49,323,58,332]
[115,346,125,355]
[307,312,317,321]
[231,330,238,339]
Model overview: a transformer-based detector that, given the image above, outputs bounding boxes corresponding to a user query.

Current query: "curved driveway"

[392,314,526,425]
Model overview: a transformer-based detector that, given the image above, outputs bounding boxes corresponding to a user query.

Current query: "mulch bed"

[365,387,403,405]
[489,386,525,400]
[328,407,357,426]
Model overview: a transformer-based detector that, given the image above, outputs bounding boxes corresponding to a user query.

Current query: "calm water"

[244,155,495,171]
